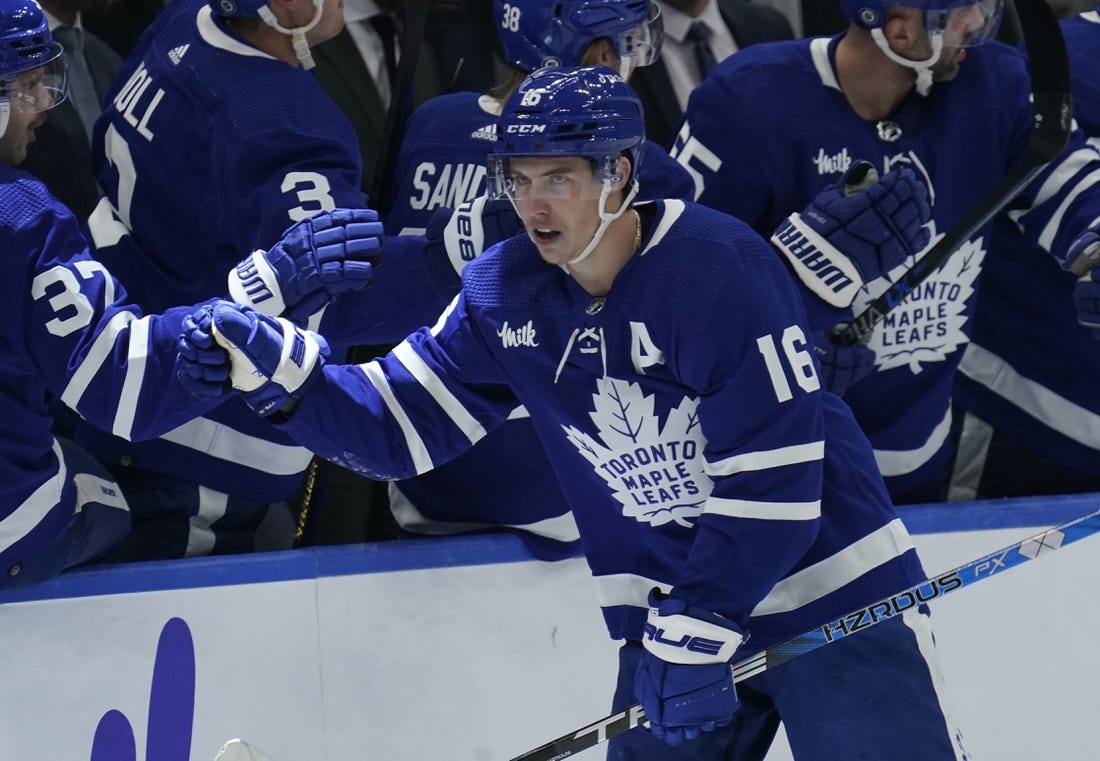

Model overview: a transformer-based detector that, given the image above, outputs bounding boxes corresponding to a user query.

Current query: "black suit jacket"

[22,29,122,223]
[312,23,442,206]
[631,0,793,150]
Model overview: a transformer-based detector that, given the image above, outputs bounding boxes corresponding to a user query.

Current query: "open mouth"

[532,227,561,244]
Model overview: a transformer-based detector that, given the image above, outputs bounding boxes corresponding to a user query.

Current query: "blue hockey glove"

[1074,268,1100,340]
[635,589,743,747]
[423,195,523,293]
[771,161,931,308]
[813,330,876,396]
[204,300,328,417]
[228,208,384,324]
[177,303,231,398]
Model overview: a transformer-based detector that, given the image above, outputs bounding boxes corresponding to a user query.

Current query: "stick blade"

[214,739,279,761]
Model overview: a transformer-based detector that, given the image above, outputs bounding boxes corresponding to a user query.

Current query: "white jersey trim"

[959,341,1100,449]
[393,341,487,445]
[872,404,952,477]
[810,37,840,91]
[60,310,138,421]
[361,361,434,474]
[707,441,824,476]
[388,483,581,543]
[196,5,279,60]
[704,497,820,521]
[159,416,313,475]
[751,518,914,617]
[0,440,66,555]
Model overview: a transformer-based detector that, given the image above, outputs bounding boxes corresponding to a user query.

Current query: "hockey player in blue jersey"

[179,66,968,760]
[383,0,681,559]
[382,0,931,559]
[78,0,449,558]
[387,0,689,239]
[0,0,382,585]
[673,0,1100,505]
[951,7,1100,499]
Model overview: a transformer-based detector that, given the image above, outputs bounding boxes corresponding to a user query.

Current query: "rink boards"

[0,493,1097,761]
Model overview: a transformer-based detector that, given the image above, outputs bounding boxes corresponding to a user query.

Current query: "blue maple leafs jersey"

[276,200,923,646]
[376,90,696,557]
[954,11,1100,481]
[385,91,696,236]
[0,167,217,581]
[76,0,448,529]
[673,36,1100,503]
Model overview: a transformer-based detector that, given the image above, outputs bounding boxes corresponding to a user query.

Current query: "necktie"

[368,13,399,87]
[685,20,718,81]
[51,25,100,140]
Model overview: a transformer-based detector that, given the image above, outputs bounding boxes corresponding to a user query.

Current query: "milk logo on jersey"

[856,227,986,374]
[812,147,853,176]
[562,378,710,528]
[498,320,539,348]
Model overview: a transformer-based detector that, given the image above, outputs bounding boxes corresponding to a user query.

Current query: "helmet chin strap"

[870,27,944,97]
[0,99,9,138]
[564,178,640,269]
[258,0,323,69]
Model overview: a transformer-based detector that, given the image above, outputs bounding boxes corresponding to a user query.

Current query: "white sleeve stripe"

[392,341,486,445]
[752,519,914,617]
[592,572,671,610]
[159,417,312,474]
[0,440,65,555]
[60,310,138,411]
[429,295,462,337]
[1038,167,1100,252]
[707,441,825,476]
[705,497,821,521]
[1028,147,1099,209]
[360,361,434,474]
[113,315,152,440]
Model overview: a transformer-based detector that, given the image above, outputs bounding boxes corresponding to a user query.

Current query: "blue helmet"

[494,0,663,72]
[840,0,1002,43]
[0,0,65,137]
[490,65,645,190]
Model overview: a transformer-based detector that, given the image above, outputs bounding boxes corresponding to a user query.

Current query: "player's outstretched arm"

[227,208,384,325]
[771,161,931,308]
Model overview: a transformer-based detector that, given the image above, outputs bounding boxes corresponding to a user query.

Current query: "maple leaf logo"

[855,232,986,374]
[562,377,711,527]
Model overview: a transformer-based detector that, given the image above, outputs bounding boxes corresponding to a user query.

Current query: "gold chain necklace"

[632,209,641,252]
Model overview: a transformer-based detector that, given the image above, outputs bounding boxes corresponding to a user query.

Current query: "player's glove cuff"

[771,212,865,308]
[228,249,288,316]
[642,589,745,665]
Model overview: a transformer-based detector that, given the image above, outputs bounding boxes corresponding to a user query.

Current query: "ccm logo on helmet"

[505,124,547,134]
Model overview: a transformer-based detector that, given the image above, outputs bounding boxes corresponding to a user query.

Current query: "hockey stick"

[213,738,278,761]
[829,0,1072,347]
[509,506,1100,761]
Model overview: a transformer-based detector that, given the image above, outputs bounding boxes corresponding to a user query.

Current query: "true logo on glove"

[642,624,726,658]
